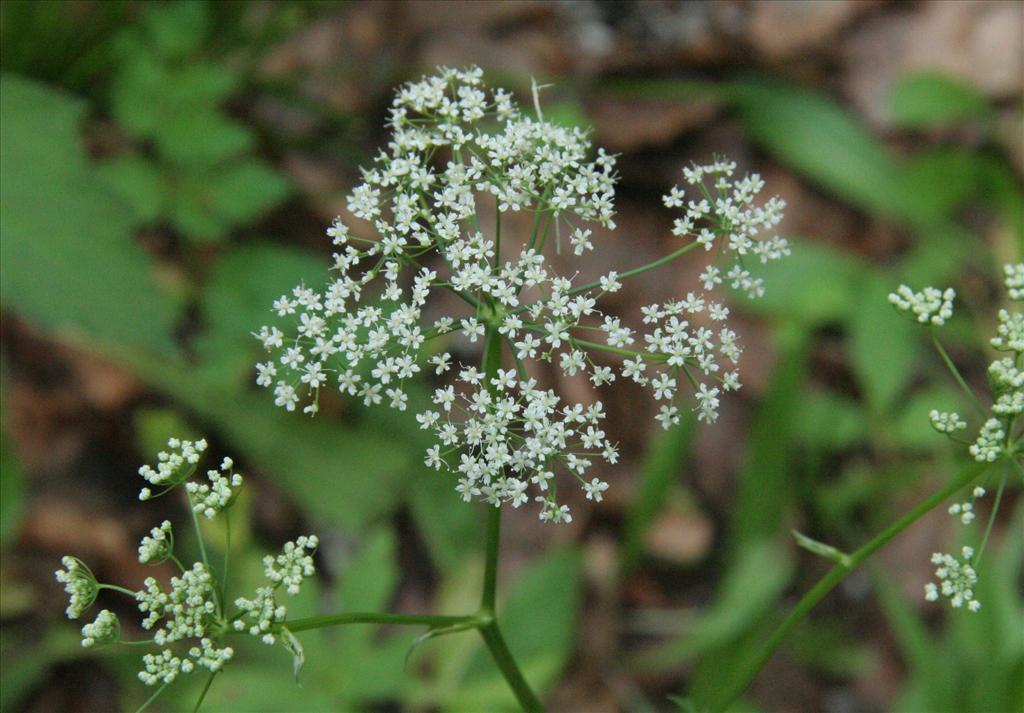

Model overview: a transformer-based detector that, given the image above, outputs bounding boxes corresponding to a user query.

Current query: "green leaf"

[448,548,582,711]
[737,239,866,327]
[640,540,794,671]
[793,390,866,450]
[896,148,984,223]
[154,108,252,167]
[0,430,25,546]
[0,73,177,352]
[731,326,810,548]
[849,275,921,415]
[141,0,210,61]
[97,154,165,223]
[111,59,240,152]
[890,71,992,128]
[172,161,289,242]
[195,243,329,383]
[204,160,289,224]
[792,530,851,567]
[728,79,907,220]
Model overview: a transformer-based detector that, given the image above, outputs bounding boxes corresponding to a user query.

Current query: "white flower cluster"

[185,458,243,519]
[233,537,318,646]
[233,587,287,645]
[1005,262,1024,301]
[969,418,1006,462]
[948,486,986,525]
[910,265,1024,613]
[81,609,119,647]
[888,285,955,326]
[924,546,981,612]
[138,438,207,500]
[422,370,612,521]
[54,556,97,619]
[58,440,324,694]
[138,520,173,564]
[666,158,789,295]
[255,68,789,521]
[264,535,319,595]
[928,409,966,434]
[134,563,234,684]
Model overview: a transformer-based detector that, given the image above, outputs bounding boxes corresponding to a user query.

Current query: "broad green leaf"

[172,161,289,242]
[195,243,330,383]
[111,58,241,160]
[0,74,177,352]
[141,0,210,61]
[97,154,164,222]
[793,390,866,450]
[737,239,866,327]
[154,107,252,167]
[896,148,983,223]
[446,548,582,711]
[204,160,289,224]
[728,79,907,220]
[890,72,992,128]
[849,275,921,415]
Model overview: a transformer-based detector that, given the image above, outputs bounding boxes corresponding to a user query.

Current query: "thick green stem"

[710,462,988,712]
[480,622,545,713]
[285,612,483,632]
[482,504,502,611]
[478,323,546,711]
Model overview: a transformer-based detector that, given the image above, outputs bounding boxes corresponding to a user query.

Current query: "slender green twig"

[974,466,1008,566]
[285,612,484,632]
[134,680,170,713]
[930,332,986,418]
[192,670,218,713]
[98,583,138,598]
[709,461,989,713]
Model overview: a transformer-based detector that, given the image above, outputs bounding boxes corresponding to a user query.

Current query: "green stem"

[481,504,501,611]
[285,612,483,632]
[569,240,703,297]
[192,670,218,713]
[478,323,545,711]
[134,680,170,713]
[514,239,703,317]
[98,583,137,598]
[222,510,232,609]
[930,332,986,418]
[974,467,1008,565]
[480,622,545,713]
[493,200,502,276]
[710,461,989,713]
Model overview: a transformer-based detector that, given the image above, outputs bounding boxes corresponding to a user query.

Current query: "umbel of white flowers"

[891,263,1024,613]
[55,438,319,686]
[254,65,789,523]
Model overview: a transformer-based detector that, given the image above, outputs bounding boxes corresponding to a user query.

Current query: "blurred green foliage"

[0,1,1021,711]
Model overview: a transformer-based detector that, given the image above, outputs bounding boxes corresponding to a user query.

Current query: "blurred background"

[1,1,1022,711]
